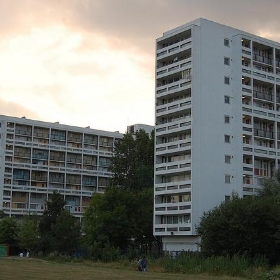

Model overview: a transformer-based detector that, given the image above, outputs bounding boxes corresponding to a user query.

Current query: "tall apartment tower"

[154,18,280,252]
[0,115,123,219]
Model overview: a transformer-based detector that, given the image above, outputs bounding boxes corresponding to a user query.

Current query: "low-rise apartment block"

[0,115,123,219]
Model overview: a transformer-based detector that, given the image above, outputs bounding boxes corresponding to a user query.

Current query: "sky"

[1,0,280,133]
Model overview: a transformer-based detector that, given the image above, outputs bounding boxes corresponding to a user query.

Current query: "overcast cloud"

[0,0,280,132]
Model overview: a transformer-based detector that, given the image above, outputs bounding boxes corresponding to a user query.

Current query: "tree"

[133,187,154,248]
[84,129,157,258]
[196,193,280,264]
[39,191,66,234]
[18,216,38,253]
[0,210,6,219]
[38,191,81,254]
[51,210,81,255]
[258,170,280,197]
[0,217,19,254]
[109,129,154,192]
[83,187,138,255]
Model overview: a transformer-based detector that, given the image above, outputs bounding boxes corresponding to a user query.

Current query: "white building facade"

[154,18,280,252]
[127,124,154,135]
[0,115,123,219]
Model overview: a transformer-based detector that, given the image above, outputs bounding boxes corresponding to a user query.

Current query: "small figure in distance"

[26,251,29,258]
[137,258,143,271]
[141,256,147,272]
[137,256,148,272]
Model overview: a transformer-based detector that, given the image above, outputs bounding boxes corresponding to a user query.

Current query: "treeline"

[197,172,280,265]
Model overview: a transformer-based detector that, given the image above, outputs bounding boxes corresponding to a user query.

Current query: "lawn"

[0,257,248,280]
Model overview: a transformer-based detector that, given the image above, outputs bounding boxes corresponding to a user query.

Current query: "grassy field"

[0,257,249,280]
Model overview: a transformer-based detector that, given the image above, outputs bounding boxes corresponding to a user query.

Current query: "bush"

[160,252,268,277]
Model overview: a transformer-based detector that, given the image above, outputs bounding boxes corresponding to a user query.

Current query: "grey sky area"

[0,0,279,132]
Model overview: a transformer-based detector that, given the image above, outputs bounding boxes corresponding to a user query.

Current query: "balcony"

[155,159,191,175]
[156,137,191,154]
[254,168,268,176]
[155,182,191,194]
[253,54,273,65]
[156,98,191,117]
[254,128,274,139]
[156,116,191,136]
[253,90,273,102]
[242,49,251,57]
[156,79,192,98]
[156,37,192,59]
[154,202,191,215]
[154,222,191,234]
[157,59,192,79]
[156,58,192,79]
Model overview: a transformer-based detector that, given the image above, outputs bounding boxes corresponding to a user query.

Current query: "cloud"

[2,0,280,46]
[0,97,40,120]
[0,21,154,132]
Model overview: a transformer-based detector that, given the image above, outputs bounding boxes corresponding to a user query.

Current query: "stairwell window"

[225,174,231,184]
[225,135,231,143]
[224,38,230,47]
[225,155,231,164]
[224,57,230,66]
[225,195,230,202]
[224,76,230,85]
[224,96,230,104]
[224,115,230,123]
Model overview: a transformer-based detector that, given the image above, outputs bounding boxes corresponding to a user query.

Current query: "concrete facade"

[154,18,280,252]
[0,115,122,219]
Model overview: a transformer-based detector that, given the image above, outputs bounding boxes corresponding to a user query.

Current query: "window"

[224,76,230,85]
[225,155,231,164]
[225,195,230,202]
[224,96,230,104]
[224,38,230,47]
[225,174,231,184]
[224,115,230,123]
[224,57,230,65]
[225,135,231,143]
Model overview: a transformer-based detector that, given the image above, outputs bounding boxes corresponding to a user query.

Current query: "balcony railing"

[254,168,268,176]
[157,36,192,56]
[254,128,274,139]
[253,54,273,65]
[253,90,273,102]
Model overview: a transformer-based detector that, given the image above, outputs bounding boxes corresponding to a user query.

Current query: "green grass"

[0,257,250,280]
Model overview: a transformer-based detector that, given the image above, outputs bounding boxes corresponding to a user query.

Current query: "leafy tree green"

[38,191,66,253]
[83,187,156,258]
[0,210,6,219]
[109,129,154,192]
[0,217,19,247]
[84,187,137,254]
[39,190,65,233]
[51,210,81,255]
[197,192,280,264]
[133,187,154,247]
[17,216,38,253]
[257,170,280,197]
[38,191,81,254]
[84,129,157,258]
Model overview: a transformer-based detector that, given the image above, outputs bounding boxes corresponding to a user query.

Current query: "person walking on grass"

[141,256,147,272]
[137,256,147,272]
